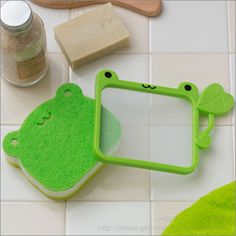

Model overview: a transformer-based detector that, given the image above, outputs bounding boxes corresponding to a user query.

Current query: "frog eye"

[96,69,119,81]
[3,131,20,158]
[178,82,199,101]
[184,84,192,91]
[56,83,83,98]
[179,82,196,93]
[11,138,19,146]
[7,132,20,147]
[104,71,112,78]
[63,89,72,97]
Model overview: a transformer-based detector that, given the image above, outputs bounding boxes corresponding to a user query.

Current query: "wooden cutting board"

[31,0,162,16]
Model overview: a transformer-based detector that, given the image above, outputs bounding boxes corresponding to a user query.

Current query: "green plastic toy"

[94,70,235,175]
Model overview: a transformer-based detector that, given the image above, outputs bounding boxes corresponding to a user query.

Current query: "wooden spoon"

[30,0,162,16]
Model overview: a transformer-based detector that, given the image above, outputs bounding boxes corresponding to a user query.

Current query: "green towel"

[162,181,236,236]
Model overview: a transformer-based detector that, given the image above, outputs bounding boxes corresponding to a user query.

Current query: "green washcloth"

[162,181,236,236]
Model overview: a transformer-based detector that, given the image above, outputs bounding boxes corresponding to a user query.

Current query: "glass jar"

[1,0,48,87]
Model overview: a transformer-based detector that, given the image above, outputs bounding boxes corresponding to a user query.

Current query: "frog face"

[96,69,199,104]
[3,83,121,199]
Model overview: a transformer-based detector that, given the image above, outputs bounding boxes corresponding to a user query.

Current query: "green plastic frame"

[94,69,235,174]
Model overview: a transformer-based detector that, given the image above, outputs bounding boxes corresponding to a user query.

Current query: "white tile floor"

[1,202,65,235]
[150,1,229,53]
[1,53,69,124]
[151,126,234,201]
[151,202,193,236]
[66,202,150,235]
[1,1,235,235]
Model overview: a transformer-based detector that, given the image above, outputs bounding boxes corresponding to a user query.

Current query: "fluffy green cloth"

[162,181,236,236]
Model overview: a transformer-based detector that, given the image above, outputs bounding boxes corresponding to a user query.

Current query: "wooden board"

[31,0,162,17]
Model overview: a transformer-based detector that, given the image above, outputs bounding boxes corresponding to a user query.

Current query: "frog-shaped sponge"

[3,83,121,200]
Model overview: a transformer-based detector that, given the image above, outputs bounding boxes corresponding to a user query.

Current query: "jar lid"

[1,1,33,31]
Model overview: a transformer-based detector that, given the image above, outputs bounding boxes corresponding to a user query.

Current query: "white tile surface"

[151,54,232,125]
[227,1,236,53]
[28,1,70,53]
[70,53,149,98]
[151,125,192,167]
[66,202,150,235]
[151,94,192,125]
[70,53,150,125]
[151,202,193,235]
[114,125,150,161]
[70,165,150,201]
[1,126,53,201]
[101,88,150,125]
[115,6,149,53]
[151,54,230,92]
[70,124,150,201]
[1,202,65,235]
[1,53,69,125]
[150,1,228,53]
[151,126,234,201]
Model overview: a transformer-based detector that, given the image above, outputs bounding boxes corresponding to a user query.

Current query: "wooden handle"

[112,0,162,16]
[30,0,162,17]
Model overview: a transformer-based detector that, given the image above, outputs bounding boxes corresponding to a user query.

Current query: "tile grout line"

[228,53,236,178]
[115,52,231,55]
[150,201,153,236]
[229,55,236,179]
[64,200,67,236]
[226,0,235,54]
[148,15,153,236]
[63,10,73,236]
[40,51,228,56]
[226,0,236,180]
[68,6,72,83]
[1,200,197,204]
[225,0,230,55]
[232,124,235,179]
[1,200,65,204]
[1,123,235,127]
[0,199,156,203]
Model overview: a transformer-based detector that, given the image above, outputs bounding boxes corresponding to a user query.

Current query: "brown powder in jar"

[1,9,47,86]
[1,13,42,53]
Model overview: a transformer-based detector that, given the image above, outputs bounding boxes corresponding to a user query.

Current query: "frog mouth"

[142,84,156,89]
[36,112,52,126]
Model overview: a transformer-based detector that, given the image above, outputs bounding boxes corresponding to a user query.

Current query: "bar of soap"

[54,3,130,69]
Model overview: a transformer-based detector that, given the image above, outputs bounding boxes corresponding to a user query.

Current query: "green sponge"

[162,181,236,236]
[3,83,121,200]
